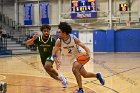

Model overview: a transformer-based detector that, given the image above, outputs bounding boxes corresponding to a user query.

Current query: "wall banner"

[40,2,50,24]
[24,3,33,25]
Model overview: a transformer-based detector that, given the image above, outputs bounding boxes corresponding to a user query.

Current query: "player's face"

[57,29,65,39]
[42,28,50,37]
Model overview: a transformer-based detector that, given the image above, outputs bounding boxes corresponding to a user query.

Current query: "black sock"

[79,88,83,90]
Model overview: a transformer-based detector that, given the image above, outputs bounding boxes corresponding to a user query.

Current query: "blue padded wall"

[106,30,115,52]
[94,29,140,52]
[115,29,140,52]
[93,30,107,52]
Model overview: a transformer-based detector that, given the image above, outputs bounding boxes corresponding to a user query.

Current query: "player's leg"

[79,65,105,85]
[44,61,59,80]
[41,56,59,80]
[79,65,96,78]
[72,62,83,92]
[44,59,68,88]
[40,57,59,80]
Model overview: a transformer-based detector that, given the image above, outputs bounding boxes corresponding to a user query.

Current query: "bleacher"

[0,12,37,55]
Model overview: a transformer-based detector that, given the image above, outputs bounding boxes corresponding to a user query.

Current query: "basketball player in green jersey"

[52,22,105,93]
[26,24,68,88]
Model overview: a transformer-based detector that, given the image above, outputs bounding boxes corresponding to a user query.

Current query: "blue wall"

[94,29,140,52]
[56,30,79,39]
[106,30,115,52]
[93,30,107,52]
[115,29,140,52]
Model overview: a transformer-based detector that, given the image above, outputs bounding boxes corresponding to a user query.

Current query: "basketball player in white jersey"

[52,22,105,93]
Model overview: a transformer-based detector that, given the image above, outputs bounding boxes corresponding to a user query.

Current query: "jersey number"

[44,48,47,52]
[68,48,72,54]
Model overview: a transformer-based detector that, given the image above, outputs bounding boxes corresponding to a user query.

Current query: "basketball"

[76,52,90,65]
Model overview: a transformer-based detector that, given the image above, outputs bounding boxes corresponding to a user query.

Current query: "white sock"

[58,74,64,81]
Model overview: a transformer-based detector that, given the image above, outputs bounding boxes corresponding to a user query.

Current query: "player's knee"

[73,62,80,68]
[72,67,79,74]
[49,72,54,77]
[44,65,51,72]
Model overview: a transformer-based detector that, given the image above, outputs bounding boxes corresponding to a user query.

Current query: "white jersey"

[58,34,79,62]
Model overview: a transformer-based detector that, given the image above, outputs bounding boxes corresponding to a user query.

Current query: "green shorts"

[41,56,54,66]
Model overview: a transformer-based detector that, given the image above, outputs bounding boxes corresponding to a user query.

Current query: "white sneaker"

[58,74,68,88]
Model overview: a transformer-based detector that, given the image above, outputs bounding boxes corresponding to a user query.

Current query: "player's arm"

[74,38,90,54]
[26,34,38,46]
[52,39,61,70]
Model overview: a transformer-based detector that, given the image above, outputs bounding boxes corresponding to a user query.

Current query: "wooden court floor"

[0,53,139,93]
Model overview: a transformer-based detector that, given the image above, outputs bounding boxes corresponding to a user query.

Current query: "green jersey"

[34,35,56,65]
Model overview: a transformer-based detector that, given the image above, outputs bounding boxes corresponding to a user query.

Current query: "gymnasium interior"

[0,0,140,93]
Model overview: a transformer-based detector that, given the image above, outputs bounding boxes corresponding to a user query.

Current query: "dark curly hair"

[40,24,51,31]
[58,22,72,35]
